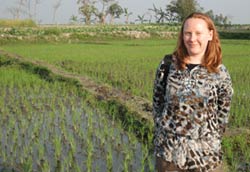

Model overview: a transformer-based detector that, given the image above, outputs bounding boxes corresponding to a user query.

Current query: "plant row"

[0,66,155,172]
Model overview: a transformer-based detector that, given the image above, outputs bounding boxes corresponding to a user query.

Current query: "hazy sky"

[0,0,250,24]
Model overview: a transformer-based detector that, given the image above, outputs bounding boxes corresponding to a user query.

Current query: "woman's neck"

[186,55,203,64]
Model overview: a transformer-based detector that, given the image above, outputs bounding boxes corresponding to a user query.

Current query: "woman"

[152,12,233,172]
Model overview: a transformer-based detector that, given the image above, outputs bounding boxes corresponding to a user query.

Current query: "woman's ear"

[208,30,213,41]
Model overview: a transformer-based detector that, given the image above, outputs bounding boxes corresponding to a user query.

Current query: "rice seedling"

[106,144,113,171]
[68,132,77,157]
[123,147,133,172]
[40,158,50,172]
[53,135,62,160]
[86,138,94,172]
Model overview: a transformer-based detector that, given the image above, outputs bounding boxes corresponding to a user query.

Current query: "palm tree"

[53,0,62,24]
[149,4,166,23]
[124,8,133,24]
[69,15,78,24]
[135,14,147,24]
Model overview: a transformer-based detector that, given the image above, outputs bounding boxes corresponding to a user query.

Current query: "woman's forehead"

[183,18,209,31]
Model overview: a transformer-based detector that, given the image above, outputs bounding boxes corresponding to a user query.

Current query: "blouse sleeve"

[152,60,168,122]
[217,65,234,134]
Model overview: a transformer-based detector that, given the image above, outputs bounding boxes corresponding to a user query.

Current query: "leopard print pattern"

[153,57,233,172]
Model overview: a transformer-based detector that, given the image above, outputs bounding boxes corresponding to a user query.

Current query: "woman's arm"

[217,65,234,134]
[152,57,171,122]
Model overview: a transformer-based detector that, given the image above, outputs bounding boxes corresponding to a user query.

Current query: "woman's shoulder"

[217,64,231,75]
[217,64,232,81]
[218,64,229,72]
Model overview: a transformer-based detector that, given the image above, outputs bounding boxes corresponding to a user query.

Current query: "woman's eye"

[184,32,191,37]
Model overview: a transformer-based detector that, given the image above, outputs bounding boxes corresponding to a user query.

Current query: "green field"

[0,65,155,171]
[0,36,250,171]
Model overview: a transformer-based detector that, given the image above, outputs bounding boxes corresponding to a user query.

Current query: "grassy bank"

[0,19,36,27]
[1,23,249,45]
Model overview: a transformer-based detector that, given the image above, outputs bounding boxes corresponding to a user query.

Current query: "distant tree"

[149,3,179,24]
[8,0,31,20]
[167,0,202,22]
[107,3,123,24]
[16,0,26,19]
[33,0,41,21]
[148,4,158,23]
[53,0,62,24]
[78,0,124,24]
[13,0,32,19]
[69,15,78,24]
[95,12,106,24]
[7,7,22,19]
[149,4,166,23]
[96,0,115,24]
[135,14,147,24]
[77,0,97,25]
[222,16,229,25]
[99,0,115,12]
[164,8,178,23]
[145,11,153,23]
[9,0,41,22]
[205,10,215,21]
[205,10,231,25]
[22,0,32,19]
[124,8,133,24]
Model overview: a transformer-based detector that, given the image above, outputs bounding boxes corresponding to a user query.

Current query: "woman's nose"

[189,33,197,41]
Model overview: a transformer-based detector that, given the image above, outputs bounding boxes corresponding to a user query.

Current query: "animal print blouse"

[153,57,233,172]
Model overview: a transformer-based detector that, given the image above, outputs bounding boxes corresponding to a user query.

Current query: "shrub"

[43,27,62,36]
[0,19,37,27]
[219,31,250,39]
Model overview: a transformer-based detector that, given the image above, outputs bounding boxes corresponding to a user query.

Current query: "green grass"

[0,39,176,98]
[221,40,250,128]
[0,19,36,27]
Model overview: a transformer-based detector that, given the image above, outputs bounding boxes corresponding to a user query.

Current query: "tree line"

[7,0,231,25]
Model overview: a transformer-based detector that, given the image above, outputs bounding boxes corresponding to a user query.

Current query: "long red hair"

[173,12,222,73]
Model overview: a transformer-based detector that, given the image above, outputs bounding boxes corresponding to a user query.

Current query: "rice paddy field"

[0,28,250,171]
[0,66,155,172]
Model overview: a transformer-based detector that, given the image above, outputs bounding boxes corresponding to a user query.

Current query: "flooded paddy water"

[0,66,154,172]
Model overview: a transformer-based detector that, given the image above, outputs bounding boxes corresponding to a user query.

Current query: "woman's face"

[183,18,213,59]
